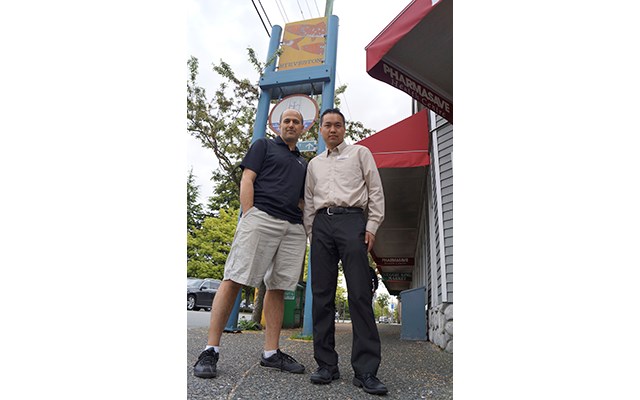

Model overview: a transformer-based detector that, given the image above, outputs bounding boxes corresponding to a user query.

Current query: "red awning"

[357,109,430,168]
[365,0,452,122]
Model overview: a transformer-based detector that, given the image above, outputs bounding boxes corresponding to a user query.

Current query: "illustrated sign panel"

[278,17,327,71]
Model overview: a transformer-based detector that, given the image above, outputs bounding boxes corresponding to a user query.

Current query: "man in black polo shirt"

[194,109,308,379]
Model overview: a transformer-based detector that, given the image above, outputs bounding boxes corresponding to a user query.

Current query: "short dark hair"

[320,108,345,125]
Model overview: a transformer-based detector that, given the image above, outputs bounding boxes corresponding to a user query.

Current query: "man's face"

[320,112,345,150]
[279,109,304,144]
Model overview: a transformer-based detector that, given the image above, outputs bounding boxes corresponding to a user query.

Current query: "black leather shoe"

[353,373,388,395]
[310,366,340,384]
[193,348,219,378]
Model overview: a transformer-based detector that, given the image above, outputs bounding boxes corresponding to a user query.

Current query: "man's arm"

[240,168,258,214]
[303,165,316,237]
[360,147,385,249]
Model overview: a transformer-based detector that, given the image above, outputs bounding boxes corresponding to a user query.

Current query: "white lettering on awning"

[382,63,451,113]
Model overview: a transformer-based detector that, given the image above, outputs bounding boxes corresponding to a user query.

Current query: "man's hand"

[365,231,376,253]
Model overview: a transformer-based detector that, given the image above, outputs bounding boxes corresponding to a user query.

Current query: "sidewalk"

[187,322,453,399]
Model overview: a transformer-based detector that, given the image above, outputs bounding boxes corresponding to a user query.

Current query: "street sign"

[296,140,318,152]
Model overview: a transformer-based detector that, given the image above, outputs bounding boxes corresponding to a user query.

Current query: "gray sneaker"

[194,348,219,378]
[259,349,305,374]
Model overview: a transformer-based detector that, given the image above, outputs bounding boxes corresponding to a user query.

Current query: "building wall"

[413,172,430,301]
[406,102,453,352]
[431,113,453,302]
[418,112,453,353]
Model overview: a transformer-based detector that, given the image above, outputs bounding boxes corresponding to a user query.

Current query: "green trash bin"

[283,283,305,328]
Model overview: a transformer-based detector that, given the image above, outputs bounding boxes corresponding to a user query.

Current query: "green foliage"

[290,332,312,341]
[373,293,391,320]
[187,168,205,236]
[187,208,239,279]
[187,54,259,210]
[238,319,262,331]
[376,292,390,310]
[373,301,383,319]
[335,267,349,320]
[207,178,240,211]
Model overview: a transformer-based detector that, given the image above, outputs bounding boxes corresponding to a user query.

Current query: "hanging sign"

[375,257,415,266]
[278,17,327,71]
[268,94,319,134]
[381,272,412,282]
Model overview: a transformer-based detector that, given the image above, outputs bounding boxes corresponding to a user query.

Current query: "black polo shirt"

[240,136,307,224]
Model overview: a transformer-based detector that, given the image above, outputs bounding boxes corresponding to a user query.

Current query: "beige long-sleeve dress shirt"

[303,141,385,237]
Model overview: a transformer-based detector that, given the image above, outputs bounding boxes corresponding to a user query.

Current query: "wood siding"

[413,172,432,309]
[430,114,453,303]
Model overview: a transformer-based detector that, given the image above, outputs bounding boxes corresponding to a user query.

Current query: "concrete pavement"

[187,322,453,399]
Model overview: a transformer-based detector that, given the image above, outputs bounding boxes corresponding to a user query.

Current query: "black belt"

[317,207,363,215]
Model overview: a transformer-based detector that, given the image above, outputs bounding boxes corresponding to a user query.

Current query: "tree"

[373,292,390,320]
[376,292,390,311]
[187,53,261,210]
[187,168,205,237]
[187,208,239,279]
[335,272,349,321]
[251,282,266,325]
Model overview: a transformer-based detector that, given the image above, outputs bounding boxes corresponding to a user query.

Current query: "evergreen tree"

[187,168,205,237]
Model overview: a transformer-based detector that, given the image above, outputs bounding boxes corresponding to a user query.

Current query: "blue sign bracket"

[259,65,333,91]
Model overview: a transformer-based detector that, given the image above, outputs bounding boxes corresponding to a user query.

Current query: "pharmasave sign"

[365,0,453,122]
[374,257,415,266]
[380,61,452,122]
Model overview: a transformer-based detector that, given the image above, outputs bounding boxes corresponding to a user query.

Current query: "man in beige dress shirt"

[303,108,387,395]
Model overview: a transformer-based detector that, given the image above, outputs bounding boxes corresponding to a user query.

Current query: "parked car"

[187,278,221,311]
[240,299,254,313]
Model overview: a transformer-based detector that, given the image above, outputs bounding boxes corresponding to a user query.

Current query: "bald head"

[278,109,304,149]
[280,109,304,125]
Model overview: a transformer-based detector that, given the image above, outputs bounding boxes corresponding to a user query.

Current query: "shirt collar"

[275,135,301,156]
[325,140,347,156]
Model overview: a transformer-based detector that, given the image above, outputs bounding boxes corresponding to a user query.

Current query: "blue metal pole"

[251,24,282,143]
[223,293,242,333]
[301,247,313,336]
[317,15,339,155]
[225,24,283,332]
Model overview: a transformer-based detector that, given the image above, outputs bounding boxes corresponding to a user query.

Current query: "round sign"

[268,94,319,135]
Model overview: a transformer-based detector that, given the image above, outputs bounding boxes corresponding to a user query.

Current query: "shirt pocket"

[342,163,363,185]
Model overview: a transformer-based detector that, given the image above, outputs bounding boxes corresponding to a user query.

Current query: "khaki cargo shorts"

[223,207,306,291]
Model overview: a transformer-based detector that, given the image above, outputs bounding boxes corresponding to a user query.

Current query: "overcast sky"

[187,0,417,205]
